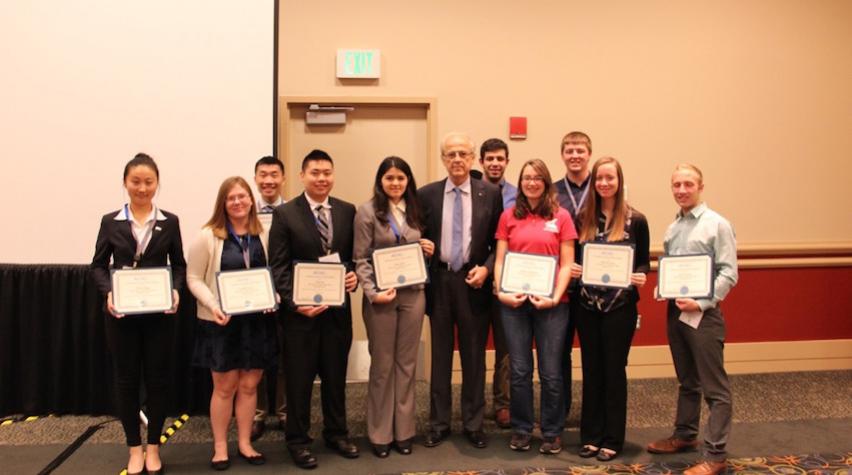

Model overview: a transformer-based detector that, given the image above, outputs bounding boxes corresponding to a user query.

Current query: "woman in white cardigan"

[188,176,278,470]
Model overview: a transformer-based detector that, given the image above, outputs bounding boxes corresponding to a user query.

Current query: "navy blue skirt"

[192,313,278,372]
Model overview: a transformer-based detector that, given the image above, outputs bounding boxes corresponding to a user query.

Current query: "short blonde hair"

[673,163,704,184]
[561,131,592,154]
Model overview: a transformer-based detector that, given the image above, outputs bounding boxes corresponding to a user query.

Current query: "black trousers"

[428,268,490,432]
[104,312,175,446]
[561,298,579,419]
[282,308,352,447]
[575,303,637,452]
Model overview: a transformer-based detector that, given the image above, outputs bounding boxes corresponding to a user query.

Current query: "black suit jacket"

[268,193,356,312]
[90,209,187,297]
[418,178,503,314]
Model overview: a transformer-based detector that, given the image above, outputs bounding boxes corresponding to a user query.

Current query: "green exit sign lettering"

[336,49,381,79]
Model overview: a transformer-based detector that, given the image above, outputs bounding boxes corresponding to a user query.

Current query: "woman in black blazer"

[90,153,186,475]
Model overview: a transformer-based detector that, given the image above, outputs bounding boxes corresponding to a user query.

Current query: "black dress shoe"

[423,429,451,447]
[146,463,165,475]
[579,445,600,458]
[250,420,265,441]
[596,449,618,461]
[394,438,413,455]
[289,447,318,469]
[463,430,488,449]
[238,451,266,465]
[210,458,230,471]
[372,443,390,458]
[325,438,360,459]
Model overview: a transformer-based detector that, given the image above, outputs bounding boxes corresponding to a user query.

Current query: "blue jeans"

[500,301,569,437]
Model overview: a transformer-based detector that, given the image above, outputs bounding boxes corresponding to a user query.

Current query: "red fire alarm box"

[509,117,527,140]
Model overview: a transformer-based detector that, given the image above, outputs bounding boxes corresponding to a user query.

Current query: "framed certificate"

[581,243,634,289]
[500,251,558,298]
[110,267,174,315]
[293,262,346,306]
[215,267,278,315]
[373,242,428,290]
[657,254,715,299]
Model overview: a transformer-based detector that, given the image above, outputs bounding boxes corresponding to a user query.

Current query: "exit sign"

[336,49,381,79]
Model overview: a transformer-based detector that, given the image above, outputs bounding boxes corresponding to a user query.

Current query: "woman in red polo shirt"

[492,158,576,455]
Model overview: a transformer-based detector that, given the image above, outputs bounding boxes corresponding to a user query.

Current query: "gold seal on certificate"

[216,267,278,315]
[581,243,634,289]
[372,242,428,290]
[500,251,558,298]
[657,254,714,299]
[111,267,174,315]
[293,262,346,306]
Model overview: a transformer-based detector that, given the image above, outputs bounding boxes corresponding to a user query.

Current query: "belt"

[436,261,473,273]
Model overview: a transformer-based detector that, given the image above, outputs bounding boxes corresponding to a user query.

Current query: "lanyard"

[563,177,590,216]
[125,204,157,267]
[226,221,251,269]
[388,215,403,244]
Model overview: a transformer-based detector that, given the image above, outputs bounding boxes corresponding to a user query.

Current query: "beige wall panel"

[279,0,852,247]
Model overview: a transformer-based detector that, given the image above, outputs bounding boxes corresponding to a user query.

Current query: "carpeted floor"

[1,371,850,474]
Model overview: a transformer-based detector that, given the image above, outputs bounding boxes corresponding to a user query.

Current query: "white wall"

[0,0,275,263]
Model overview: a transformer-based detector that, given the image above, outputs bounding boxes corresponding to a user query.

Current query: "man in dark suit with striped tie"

[268,149,359,469]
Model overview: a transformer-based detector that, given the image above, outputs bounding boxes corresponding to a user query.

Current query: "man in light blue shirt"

[647,164,738,475]
[477,138,516,428]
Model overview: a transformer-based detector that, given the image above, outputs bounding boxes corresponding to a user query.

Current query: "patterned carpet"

[394,452,852,474]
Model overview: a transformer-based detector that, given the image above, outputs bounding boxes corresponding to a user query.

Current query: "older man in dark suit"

[418,133,503,449]
[268,149,359,469]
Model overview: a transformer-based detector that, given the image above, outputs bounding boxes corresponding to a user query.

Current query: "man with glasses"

[418,133,503,449]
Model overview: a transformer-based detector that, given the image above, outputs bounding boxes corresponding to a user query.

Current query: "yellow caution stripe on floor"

[0,414,53,426]
[158,414,190,445]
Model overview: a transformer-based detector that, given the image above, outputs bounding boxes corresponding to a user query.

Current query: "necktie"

[316,205,331,254]
[261,205,274,213]
[450,187,463,271]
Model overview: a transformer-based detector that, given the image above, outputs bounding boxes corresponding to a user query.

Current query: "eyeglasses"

[226,193,251,204]
[521,176,544,183]
[443,150,472,159]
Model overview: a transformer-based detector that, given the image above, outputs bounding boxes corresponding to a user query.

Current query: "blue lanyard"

[226,221,251,269]
[125,204,157,267]
[388,216,402,244]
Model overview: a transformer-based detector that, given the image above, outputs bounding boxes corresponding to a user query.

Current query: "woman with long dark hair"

[493,159,576,455]
[574,157,650,461]
[353,156,434,458]
[90,153,185,475]
[187,176,279,469]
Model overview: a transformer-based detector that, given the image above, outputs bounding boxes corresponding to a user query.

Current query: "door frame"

[278,96,438,189]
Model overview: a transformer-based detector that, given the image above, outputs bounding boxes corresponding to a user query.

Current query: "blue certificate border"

[656,253,715,300]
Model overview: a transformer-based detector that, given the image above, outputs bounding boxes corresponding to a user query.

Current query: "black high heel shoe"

[372,443,390,458]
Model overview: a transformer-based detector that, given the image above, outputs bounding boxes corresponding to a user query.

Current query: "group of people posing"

[91,130,738,475]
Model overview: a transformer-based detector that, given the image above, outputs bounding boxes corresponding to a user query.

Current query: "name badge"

[319,252,341,263]
[543,219,559,233]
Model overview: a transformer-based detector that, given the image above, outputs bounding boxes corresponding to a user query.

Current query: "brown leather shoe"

[495,408,511,428]
[646,436,699,454]
[684,460,727,475]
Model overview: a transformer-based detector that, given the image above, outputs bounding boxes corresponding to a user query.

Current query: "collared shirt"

[440,177,472,265]
[555,174,591,224]
[257,196,284,214]
[305,193,333,244]
[390,199,407,230]
[113,204,167,255]
[663,202,738,311]
[496,178,517,209]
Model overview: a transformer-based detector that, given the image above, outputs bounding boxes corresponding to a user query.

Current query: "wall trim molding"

[454,339,852,383]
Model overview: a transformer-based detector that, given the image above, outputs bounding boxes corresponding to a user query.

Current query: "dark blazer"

[90,209,187,297]
[268,193,356,310]
[417,178,503,314]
